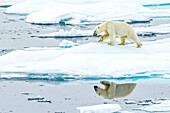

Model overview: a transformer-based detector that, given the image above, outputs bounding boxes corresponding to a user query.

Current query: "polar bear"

[94,81,136,99]
[93,21,142,48]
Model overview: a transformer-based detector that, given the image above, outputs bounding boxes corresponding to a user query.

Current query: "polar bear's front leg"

[108,34,116,46]
[98,35,104,42]
[98,34,109,42]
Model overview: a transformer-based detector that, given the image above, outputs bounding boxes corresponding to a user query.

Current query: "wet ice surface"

[134,99,170,112]
[0,8,60,49]
[35,24,170,38]
[0,79,170,113]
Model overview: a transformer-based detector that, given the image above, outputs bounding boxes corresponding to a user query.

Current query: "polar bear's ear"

[100,81,110,91]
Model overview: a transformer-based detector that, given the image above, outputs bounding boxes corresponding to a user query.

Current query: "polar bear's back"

[115,83,136,98]
[106,21,136,37]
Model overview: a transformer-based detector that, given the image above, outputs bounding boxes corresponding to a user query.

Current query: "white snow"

[59,40,78,48]
[0,38,170,77]
[77,104,121,113]
[136,100,170,112]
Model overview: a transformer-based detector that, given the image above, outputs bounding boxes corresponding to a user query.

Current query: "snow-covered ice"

[0,38,170,78]
[77,104,121,113]
[24,3,150,24]
[4,0,170,24]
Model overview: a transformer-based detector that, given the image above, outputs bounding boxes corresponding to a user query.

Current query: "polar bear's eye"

[98,26,100,28]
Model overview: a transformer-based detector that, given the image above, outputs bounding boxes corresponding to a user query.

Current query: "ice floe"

[136,100,170,112]
[0,38,170,78]
[125,100,136,104]
[77,104,121,113]
[24,3,150,24]
[59,40,78,48]
[5,0,170,24]
[163,74,170,78]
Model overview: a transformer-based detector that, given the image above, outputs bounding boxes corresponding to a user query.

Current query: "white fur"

[93,21,142,48]
[94,81,136,99]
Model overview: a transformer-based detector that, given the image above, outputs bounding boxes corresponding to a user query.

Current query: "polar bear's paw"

[136,42,142,48]
[108,42,115,46]
[118,43,125,46]
[98,36,104,42]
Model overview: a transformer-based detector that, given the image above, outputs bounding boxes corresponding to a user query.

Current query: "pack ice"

[77,104,121,113]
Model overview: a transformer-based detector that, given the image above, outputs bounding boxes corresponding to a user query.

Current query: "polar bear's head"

[94,85,108,98]
[93,25,101,36]
[93,23,106,36]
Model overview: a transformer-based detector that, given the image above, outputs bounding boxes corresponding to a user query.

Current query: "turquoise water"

[143,3,170,8]
[0,71,169,82]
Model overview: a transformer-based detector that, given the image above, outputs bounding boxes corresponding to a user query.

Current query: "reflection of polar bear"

[94,81,136,99]
[93,21,142,48]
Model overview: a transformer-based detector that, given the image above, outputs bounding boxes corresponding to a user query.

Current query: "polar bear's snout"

[94,86,98,91]
[93,31,97,36]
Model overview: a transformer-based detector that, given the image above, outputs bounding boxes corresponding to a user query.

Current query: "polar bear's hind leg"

[129,34,142,48]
